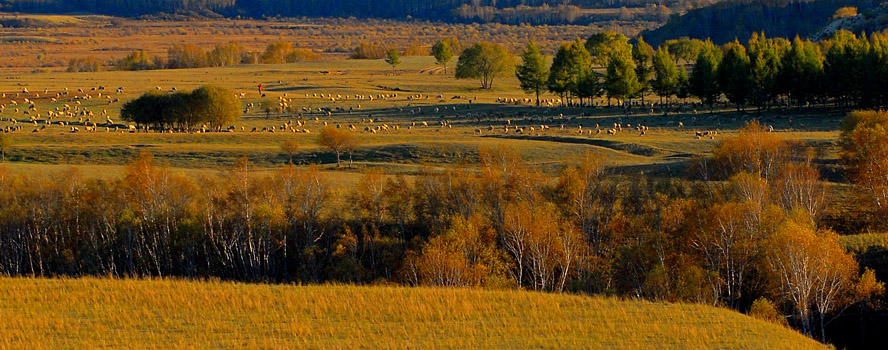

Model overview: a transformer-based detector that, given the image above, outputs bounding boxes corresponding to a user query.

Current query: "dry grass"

[0,277,826,349]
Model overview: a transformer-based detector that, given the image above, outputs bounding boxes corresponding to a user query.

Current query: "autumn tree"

[318,127,357,167]
[840,110,888,221]
[280,139,299,165]
[455,42,514,89]
[765,216,859,340]
[515,40,549,106]
[261,41,294,64]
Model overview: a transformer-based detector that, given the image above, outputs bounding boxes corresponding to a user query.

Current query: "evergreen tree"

[718,41,753,112]
[604,51,641,105]
[548,39,592,106]
[651,46,679,106]
[632,37,654,104]
[515,41,549,106]
[690,45,721,108]
[748,33,788,110]
[779,37,824,108]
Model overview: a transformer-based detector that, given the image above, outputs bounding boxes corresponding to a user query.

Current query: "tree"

[604,51,640,105]
[765,216,858,340]
[748,33,788,110]
[455,42,514,89]
[0,133,10,162]
[280,139,300,165]
[585,32,631,67]
[779,37,824,108]
[840,110,888,222]
[651,46,679,106]
[384,48,401,73]
[690,47,721,108]
[190,85,241,129]
[548,39,592,106]
[261,41,294,64]
[665,37,705,64]
[718,41,753,112]
[515,40,549,106]
[632,37,654,104]
[432,40,454,74]
[318,127,357,167]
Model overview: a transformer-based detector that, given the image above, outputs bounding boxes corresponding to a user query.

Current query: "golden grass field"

[0,277,826,350]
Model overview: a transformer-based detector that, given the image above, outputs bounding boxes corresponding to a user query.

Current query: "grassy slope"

[0,277,825,349]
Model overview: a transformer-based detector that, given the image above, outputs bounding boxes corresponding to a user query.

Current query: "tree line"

[2,113,888,342]
[0,0,709,23]
[506,30,888,111]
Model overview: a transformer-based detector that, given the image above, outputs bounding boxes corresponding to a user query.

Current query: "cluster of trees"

[119,85,240,130]
[511,30,888,111]
[1,116,887,342]
[104,41,320,71]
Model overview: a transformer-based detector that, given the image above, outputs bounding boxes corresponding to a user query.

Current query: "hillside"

[812,4,888,40]
[640,0,882,45]
[0,277,827,349]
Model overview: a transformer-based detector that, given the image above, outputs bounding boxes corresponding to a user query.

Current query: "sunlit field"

[0,277,826,349]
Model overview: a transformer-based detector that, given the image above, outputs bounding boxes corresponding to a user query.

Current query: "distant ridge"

[640,0,882,45]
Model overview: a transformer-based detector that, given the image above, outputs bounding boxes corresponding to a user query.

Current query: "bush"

[67,57,103,72]
[749,297,787,325]
[351,43,387,59]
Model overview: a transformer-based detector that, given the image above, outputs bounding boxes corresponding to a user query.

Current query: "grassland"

[0,277,826,349]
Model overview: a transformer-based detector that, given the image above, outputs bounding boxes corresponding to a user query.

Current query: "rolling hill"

[0,277,827,349]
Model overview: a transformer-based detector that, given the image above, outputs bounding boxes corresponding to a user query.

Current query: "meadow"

[0,277,826,349]
[0,13,882,349]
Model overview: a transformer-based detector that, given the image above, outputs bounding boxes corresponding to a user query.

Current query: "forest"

[0,0,710,23]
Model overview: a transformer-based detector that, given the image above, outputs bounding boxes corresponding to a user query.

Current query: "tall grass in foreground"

[0,277,825,349]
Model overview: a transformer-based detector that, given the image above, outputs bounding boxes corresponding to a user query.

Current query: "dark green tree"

[604,51,641,105]
[779,37,824,108]
[515,40,549,106]
[651,46,679,106]
[632,37,654,104]
[718,41,753,112]
[690,46,722,108]
[548,39,592,106]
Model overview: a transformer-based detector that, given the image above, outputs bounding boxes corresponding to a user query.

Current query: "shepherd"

[258,84,263,94]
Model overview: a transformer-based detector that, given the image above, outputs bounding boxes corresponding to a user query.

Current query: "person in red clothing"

[258,84,262,94]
